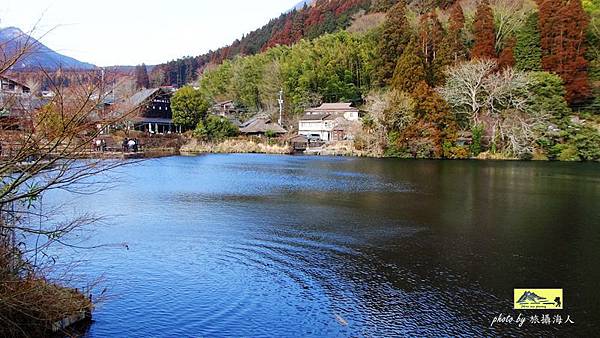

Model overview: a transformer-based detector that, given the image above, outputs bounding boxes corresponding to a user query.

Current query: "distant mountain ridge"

[0,27,96,71]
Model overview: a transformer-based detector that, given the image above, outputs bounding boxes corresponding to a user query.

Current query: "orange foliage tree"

[472,0,497,60]
[538,0,591,104]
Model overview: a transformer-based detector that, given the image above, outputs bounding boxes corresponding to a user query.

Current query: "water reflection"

[46,155,599,337]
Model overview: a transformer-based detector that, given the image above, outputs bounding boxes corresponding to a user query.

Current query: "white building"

[298,103,360,141]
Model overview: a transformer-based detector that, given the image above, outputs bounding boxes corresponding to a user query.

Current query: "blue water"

[46,154,600,337]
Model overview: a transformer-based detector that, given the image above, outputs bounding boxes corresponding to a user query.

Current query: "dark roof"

[240,113,269,128]
[300,113,330,121]
[134,117,174,124]
[0,75,30,90]
[240,115,286,134]
[289,134,308,142]
[128,88,161,109]
[306,102,358,113]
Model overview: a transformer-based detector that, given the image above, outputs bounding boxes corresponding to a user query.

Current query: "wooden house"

[0,75,33,129]
[239,114,286,137]
[128,87,180,134]
[211,100,242,117]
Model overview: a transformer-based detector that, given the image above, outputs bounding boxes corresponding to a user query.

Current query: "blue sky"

[0,0,300,66]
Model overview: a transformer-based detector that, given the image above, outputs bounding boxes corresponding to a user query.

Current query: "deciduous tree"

[472,0,497,60]
[538,0,591,104]
[439,59,497,125]
[448,2,467,61]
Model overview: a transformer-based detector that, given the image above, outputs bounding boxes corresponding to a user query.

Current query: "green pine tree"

[377,0,411,85]
[514,12,542,71]
[391,41,426,93]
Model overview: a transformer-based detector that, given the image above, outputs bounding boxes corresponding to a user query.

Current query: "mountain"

[152,0,375,87]
[0,27,96,71]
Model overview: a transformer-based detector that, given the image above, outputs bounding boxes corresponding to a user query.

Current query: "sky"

[0,0,301,67]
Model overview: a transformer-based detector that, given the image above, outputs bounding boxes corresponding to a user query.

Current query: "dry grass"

[0,276,92,337]
[1,240,93,337]
[181,138,292,155]
[476,151,517,160]
[346,12,386,33]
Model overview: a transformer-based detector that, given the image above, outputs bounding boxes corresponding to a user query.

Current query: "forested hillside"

[149,0,401,87]
[187,0,600,161]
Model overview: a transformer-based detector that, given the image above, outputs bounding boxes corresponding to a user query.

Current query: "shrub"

[470,125,484,156]
[265,130,277,139]
[172,86,209,130]
[194,116,239,141]
[574,127,600,161]
[443,141,470,159]
[552,144,581,161]
[524,72,571,120]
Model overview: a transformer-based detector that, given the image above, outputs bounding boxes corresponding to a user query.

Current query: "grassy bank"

[180,138,292,155]
[0,271,92,337]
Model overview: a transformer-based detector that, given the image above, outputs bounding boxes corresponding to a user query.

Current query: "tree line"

[185,0,600,161]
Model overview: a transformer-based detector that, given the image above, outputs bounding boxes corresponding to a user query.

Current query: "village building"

[210,100,244,127]
[0,76,32,111]
[239,114,286,137]
[211,100,241,117]
[127,87,180,134]
[298,103,360,142]
[0,75,34,129]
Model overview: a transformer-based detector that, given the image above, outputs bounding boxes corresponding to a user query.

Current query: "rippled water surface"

[49,155,600,337]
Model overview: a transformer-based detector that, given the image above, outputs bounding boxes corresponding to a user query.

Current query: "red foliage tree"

[472,0,496,60]
[498,39,516,70]
[448,2,466,61]
[538,0,590,104]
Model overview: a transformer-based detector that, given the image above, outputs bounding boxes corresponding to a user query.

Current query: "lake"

[49,154,600,337]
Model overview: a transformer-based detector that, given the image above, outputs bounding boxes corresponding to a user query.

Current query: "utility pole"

[278,89,284,126]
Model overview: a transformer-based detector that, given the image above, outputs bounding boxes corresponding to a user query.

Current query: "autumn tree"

[538,0,591,104]
[472,0,497,60]
[448,2,467,61]
[377,0,411,85]
[410,81,458,157]
[1,47,136,335]
[371,0,398,12]
[498,38,516,69]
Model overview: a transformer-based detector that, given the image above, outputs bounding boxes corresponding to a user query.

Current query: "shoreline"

[49,139,599,163]
[177,138,599,162]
